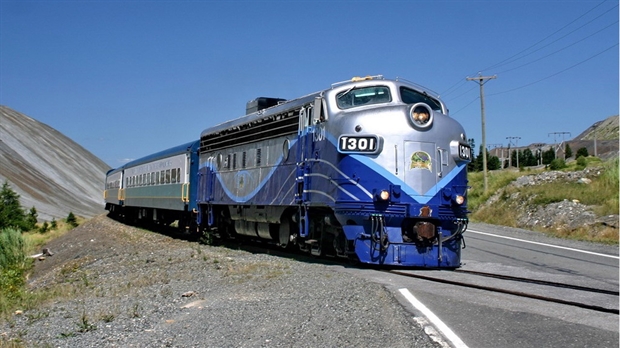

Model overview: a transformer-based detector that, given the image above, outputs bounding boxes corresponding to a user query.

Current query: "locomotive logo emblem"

[238,175,244,189]
[409,151,432,171]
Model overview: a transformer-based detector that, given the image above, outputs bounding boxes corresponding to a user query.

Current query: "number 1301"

[338,135,379,153]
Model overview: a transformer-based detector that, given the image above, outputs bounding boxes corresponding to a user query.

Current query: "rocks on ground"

[1,215,440,348]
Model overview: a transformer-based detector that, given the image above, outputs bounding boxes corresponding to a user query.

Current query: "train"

[104,75,471,268]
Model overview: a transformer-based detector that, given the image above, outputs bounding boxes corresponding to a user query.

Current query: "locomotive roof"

[199,76,445,138]
[200,91,320,138]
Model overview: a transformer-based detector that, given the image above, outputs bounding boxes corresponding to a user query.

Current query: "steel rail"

[455,269,619,296]
[388,270,619,315]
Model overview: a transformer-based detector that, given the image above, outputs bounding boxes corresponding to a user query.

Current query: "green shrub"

[0,227,28,270]
[0,227,31,308]
[576,147,589,158]
[549,158,567,170]
[576,156,587,169]
[39,221,50,233]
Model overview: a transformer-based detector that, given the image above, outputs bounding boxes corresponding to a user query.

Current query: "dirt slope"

[0,106,110,220]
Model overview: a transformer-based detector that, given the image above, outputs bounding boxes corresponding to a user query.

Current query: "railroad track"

[387,269,619,315]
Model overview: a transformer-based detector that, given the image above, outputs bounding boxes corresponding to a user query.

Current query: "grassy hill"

[467,156,619,244]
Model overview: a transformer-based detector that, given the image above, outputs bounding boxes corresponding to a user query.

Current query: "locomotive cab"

[317,76,470,265]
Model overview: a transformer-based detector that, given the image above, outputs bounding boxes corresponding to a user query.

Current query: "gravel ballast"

[1,215,440,347]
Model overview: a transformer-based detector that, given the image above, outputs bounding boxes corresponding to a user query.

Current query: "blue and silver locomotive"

[196,76,471,267]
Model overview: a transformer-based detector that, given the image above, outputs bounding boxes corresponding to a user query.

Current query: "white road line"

[399,288,469,348]
[467,229,620,259]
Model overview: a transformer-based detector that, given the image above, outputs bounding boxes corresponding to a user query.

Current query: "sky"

[1,0,618,168]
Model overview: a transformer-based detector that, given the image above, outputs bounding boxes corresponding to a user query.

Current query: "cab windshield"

[336,86,391,109]
[400,87,442,111]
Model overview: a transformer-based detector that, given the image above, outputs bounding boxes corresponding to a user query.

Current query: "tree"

[542,148,555,165]
[521,149,537,167]
[467,138,477,172]
[487,156,501,170]
[474,145,486,172]
[0,181,27,231]
[510,149,520,168]
[564,144,573,159]
[25,207,38,231]
[66,212,78,228]
[576,147,589,158]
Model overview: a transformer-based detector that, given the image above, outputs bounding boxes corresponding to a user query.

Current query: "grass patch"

[467,169,525,212]
[468,157,618,244]
[0,228,32,320]
[23,217,86,254]
[0,217,84,321]
[537,225,619,244]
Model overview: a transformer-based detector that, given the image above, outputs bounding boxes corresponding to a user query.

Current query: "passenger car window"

[336,86,391,109]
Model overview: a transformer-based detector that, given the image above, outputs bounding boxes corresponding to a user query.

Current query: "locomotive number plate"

[458,144,472,160]
[338,135,379,154]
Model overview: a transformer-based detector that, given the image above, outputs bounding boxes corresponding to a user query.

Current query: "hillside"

[0,106,110,221]
[485,115,619,162]
[575,115,619,141]
[569,115,619,160]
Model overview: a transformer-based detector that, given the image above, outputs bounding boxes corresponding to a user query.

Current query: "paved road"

[338,223,619,348]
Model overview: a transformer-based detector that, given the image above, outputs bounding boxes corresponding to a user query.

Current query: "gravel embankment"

[1,215,440,347]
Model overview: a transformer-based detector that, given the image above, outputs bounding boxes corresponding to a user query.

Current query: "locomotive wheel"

[278,219,291,248]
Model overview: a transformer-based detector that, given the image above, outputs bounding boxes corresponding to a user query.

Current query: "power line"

[450,41,616,115]
[444,84,478,102]
[481,0,613,72]
[443,1,617,113]
[489,43,618,96]
[491,5,618,73]
[495,20,618,75]
[449,96,479,116]
[440,79,469,98]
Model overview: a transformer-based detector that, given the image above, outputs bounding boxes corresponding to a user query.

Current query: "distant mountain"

[0,106,110,221]
[574,115,619,141]
[565,115,619,160]
[489,115,619,161]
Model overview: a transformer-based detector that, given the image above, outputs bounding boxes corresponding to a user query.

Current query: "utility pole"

[594,127,598,157]
[467,72,496,193]
[532,143,546,166]
[548,132,571,160]
[506,136,521,168]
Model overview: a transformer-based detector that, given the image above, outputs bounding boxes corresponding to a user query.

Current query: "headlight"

[409,103,433,129]
[379,190,390,201]
[454,195,465,205]
[374,189,390,201]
